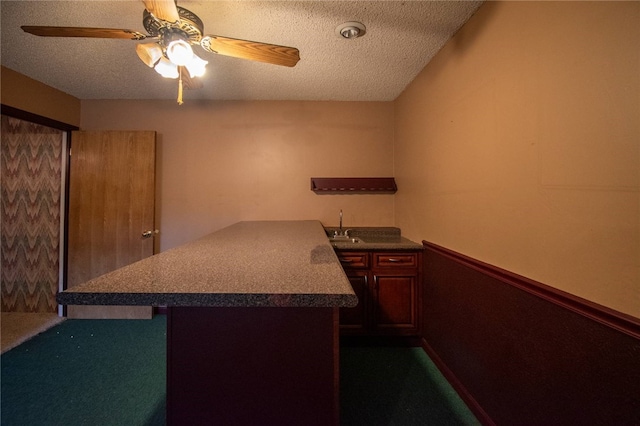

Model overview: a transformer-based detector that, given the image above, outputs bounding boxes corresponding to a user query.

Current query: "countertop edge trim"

[57,292,359,308]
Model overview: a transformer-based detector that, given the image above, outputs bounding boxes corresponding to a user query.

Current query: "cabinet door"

[371,273,418,334]
[339,270,369,332]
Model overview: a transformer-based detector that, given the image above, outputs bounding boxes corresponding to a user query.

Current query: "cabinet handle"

[340,259,353,264]
[386,258,402,263]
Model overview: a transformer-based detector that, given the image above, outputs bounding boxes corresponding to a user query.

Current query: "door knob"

[142,230,159,239]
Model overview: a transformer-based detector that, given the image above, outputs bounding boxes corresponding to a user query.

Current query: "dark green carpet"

[1,317,167,426]
[2,316,478,425]
[340,346,479,425]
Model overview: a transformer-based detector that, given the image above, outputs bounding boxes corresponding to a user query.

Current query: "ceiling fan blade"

[201,36,300,67]
[22,26,148,40]
[143,0,180,23]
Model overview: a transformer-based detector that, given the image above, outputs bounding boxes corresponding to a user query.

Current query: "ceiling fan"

[21,0,301,104]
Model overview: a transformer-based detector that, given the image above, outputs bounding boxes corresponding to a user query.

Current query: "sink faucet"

[334,210,350,238]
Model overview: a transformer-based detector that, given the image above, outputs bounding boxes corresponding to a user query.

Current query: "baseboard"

[422,241,640,425]
[421,337,495,426]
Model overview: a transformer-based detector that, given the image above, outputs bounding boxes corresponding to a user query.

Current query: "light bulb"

[166,39,193,66]
[154,57,179,78]
[185,54,208,78]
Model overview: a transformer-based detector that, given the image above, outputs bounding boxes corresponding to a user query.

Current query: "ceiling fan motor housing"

[143,6,204,45]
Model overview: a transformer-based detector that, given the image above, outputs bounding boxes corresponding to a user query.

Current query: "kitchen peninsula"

[57,221,357,425]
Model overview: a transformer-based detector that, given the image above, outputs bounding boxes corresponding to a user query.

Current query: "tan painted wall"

[394,1,639,317]
[81,100,395,251]
[1,66,81,127]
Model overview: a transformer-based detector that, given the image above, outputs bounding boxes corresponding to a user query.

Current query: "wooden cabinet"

[336,250,422,336]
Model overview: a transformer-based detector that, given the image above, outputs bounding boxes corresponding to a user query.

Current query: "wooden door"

[67,131,156,319]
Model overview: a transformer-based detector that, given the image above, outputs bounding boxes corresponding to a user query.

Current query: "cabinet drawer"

[373,252,418,268]
[336,252,369,269]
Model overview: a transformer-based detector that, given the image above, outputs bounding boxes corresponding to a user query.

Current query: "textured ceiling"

[1,1,483,101]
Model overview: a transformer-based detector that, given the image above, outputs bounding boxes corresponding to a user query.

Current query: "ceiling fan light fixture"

[166,37,193,66]
[136,42,163,68]
[154,57,179,79]
[185,54,208,78]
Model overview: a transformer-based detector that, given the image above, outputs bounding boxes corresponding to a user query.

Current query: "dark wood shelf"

[310,177,397,194]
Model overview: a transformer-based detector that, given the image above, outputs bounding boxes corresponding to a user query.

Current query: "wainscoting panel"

[1,115,63,312]
[422,241,640,426]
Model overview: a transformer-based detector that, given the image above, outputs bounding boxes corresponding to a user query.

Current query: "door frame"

[1,104,78,316]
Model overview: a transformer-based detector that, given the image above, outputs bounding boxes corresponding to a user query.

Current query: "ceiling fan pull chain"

[177,67,184,105]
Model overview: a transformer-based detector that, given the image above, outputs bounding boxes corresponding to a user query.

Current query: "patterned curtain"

[1,115,63,312]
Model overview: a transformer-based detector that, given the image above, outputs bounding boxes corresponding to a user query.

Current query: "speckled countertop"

[324,227,423,250]
[57,221,358,308]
